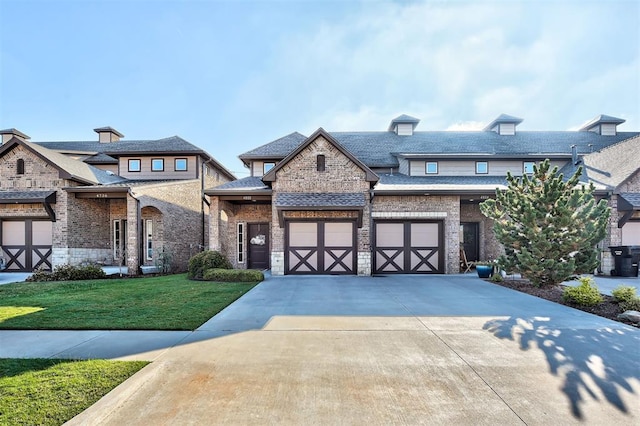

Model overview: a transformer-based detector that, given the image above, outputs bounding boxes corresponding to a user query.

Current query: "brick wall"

[460,203,502,262]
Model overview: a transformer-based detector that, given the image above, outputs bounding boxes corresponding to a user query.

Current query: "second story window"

[175,158,187,171]
[317,155,325,172]
[263,162,275,174]
[426,162,438,174]
[523,161,535,174]
[476,161,488,174]
[151,158,164,172]
[17,158,25,175]
[128,159,141,172]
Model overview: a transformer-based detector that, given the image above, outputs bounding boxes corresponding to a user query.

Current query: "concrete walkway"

[1,274,639,424]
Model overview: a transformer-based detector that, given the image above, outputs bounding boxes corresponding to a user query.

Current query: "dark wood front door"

[248,223,269,270]
[460,222,479,262]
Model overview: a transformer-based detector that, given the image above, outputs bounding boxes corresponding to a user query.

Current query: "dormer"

[483,114,523,136]
[0,128,30,144]
[94,126,124,143]
[579,114,625,136]
[388,114,420,136]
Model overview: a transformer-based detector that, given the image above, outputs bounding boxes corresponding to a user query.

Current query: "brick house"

[205,114,639,276]
[0,127,234,273]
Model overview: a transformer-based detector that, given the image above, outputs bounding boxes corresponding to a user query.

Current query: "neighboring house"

[0,127,234,273]
[205,114,639,276]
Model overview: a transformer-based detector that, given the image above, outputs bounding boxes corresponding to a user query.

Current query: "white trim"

[237,222,245,263]
[145,219,153,261]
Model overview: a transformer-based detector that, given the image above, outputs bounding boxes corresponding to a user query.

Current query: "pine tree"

[480,159,610,287]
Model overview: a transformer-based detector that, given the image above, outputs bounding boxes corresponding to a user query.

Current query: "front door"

[248,223,269,270]
[1,219,53,272]
[460,222,479,262]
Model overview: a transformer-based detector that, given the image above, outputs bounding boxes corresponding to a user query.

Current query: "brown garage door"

[374,221,443,274]
[1,220,53,272]
[285,220,356,274]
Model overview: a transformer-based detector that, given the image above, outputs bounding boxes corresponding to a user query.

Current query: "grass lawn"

[0,274,258,330]
[0,358,148,425]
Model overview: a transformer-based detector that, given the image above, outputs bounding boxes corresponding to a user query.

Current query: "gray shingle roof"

[35,136,204,155]
[579,114,626,131]
[85,153,119,164]
[212,177,269,191]
[374,173,509,192]
[275,192,366,208]
[0,190,55,202]
[482,113,523,131]
[241,130,639,169]
[620,193,640,208]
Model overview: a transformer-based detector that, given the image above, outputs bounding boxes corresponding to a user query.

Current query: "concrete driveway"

[57,274,640,425]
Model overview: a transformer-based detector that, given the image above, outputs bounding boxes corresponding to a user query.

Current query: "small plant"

[202,268,264,282]
[612,285,640,311]
[188,250,233,280]
[155,246,173,274]
[562,277,603,307]
[490,272,503,282]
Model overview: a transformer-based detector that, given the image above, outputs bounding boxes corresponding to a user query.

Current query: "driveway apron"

[59,274,639,425]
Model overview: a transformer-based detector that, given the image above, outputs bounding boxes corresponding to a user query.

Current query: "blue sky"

[1,0,638,177]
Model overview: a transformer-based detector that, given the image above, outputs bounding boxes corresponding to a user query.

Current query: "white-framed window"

[128,159,141,172]
[237,223,245,263]
[145,219,153,261]
[523,161,535,174]
[425,162,438,174]
[113,219,127,260]
[175,158,188,171]
[263,162,275,174]
[476,161,488,174]
[151,158,164,172]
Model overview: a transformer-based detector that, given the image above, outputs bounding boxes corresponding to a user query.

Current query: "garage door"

[374,221,443,274]
[1,220,53,272]
[621,221,640,245]
[285,220,356,274]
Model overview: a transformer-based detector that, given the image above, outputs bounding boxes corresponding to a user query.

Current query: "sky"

[1,0,638,177]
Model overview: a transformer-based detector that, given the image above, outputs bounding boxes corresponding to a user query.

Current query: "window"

[17,159,25,175]
[263,162,275,174]
[151,158,164,172]
[128,159,141,172]
[317,155,325,172]
[175,158,188,171]
[237,223,245,263]
[425,162,438,174]
[523,161,535,174]
[145,219,153,261]
[113,219,127,260]
[476,161,488,174]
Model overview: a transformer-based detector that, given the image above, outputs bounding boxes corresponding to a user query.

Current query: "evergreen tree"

[480,159,610,287]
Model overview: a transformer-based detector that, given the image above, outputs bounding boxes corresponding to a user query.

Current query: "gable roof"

[570,134,640,190]
[239,132,307,163]
[0,137,126,185]
[261,128,379,183]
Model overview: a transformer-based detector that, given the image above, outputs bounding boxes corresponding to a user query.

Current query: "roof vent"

[388,114,420,136]
[579,114,625,136]
[94,126,124,143]
[483,114,523,135]
[0,128,30,145]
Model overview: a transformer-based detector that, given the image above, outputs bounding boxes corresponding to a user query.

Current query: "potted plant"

[475,261,494,278]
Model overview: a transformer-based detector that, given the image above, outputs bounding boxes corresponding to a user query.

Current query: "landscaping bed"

[489,278,638,328]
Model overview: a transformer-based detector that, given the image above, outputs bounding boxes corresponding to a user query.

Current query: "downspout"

[369,187,375,276]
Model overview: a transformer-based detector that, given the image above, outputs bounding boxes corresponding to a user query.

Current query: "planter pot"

[476,265,493,278]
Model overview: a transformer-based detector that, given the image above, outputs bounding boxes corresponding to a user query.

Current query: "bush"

[27,264,106,282]
[612,285,640,311]
[188,251,233,279]
[562,277,603,307]
[202,268,264,282]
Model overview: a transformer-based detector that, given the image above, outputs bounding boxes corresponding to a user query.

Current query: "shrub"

[27,264,106,282]
[202,268,264,282]
[562,277,603,307]
[611,285,637,303]
[188,251,232,279]
[490,272,503,282]
[620,298,640,312]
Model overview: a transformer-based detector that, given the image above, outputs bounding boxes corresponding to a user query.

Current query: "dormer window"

[388,114,420,136]
[263,162,275,174]
[579,114,625,136]
[317,155,325,172]
[476,161,488,174]
[483,114,523,136]
[17,158,25,175]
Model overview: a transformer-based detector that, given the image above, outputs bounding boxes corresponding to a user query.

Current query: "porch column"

[126,193,140,275]
[209,196,220,251]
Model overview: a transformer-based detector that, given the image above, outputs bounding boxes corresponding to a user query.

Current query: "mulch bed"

[487,278,638,328]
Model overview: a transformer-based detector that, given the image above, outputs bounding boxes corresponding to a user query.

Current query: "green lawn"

[0,274,258,330]
[0,358,148,425]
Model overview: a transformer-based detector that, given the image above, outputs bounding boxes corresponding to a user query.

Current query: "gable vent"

[483,114,523,135]
[388,114,420,136]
